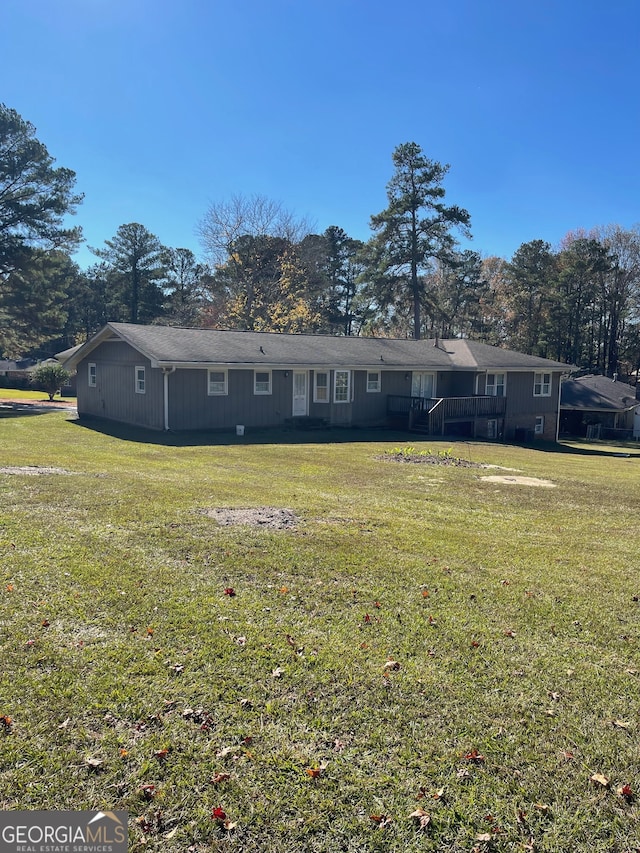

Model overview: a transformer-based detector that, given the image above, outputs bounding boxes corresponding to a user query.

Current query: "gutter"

[161,366,176,430]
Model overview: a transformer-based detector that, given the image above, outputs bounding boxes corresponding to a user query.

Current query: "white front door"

[292,370,308,416]
[411,372,435,399]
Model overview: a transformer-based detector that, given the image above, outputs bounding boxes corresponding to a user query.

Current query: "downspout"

[555,373,565,443]
[161,367,176,431]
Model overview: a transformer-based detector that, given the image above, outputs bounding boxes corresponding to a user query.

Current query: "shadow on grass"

[69,416,422,447]
[66,416,640,457]
[0,405,60,420]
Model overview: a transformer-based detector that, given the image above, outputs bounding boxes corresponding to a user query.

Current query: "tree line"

[1,104,638,378]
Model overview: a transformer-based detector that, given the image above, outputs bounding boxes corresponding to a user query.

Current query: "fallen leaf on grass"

[369,814,393,829]
[617,784,634,801]
[476,832,493,842]
[272,666,284,678]
[140,785,156,800]
[306,767,322,779]
[612,719,631,729]
[154,749,169,761]
[224,588,236,597]
[216,746,236,759]
[85,757,103,770]
[41,619,50,628]
[503,629,515,638]
[590,773,610,788]
[383,659,401,671]
[211,773,231,785]
[212,806,227,821]
[464,749,485,763]
[136,816,153,834]
[409,808,431,830]
[6,584,13,592]
[58,718,71,730]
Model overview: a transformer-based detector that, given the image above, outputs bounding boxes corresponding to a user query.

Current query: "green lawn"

[1,411,639,851]
[0,388,76,402]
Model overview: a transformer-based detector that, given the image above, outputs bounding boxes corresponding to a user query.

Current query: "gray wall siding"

[436,371,476,397]
[77,342,163,429]
[504,372,560,440]
[168,368,293,430]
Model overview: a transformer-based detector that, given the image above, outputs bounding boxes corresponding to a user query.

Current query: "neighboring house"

[560,374,640,439]
[0,358,37,389]
[59,323,572,441]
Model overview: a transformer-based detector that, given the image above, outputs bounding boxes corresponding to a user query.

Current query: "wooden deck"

[387,395,507,436]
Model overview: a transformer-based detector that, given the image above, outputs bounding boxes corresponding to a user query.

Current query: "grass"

[1,411,640,851]
[0,388,76,402]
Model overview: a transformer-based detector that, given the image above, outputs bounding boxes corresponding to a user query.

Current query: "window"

[487,419,498,439]
[534,416,545,435]
[208,369,228,395]
[88,363,96,387]
[367,371,381,392]
[486,372,505,397]
[534,372,551,397]
[135,366,145,394]
[334,370,351,403]
[254,370,271,395]
[314,371,329,403]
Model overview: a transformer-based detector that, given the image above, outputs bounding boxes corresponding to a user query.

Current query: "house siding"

[503,372,560,441]
[168,368,293,431]
[77,341,163,429]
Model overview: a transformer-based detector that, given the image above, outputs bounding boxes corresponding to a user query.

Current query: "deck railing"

[387,395,507,433]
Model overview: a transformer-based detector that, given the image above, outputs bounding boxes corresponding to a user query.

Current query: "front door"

[411,372,435,399]
[292,370,308,416]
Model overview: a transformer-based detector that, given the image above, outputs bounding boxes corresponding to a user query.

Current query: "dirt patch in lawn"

[202,507,300,529]
[0,466,74,476]
[381,452,482,468]
[480,475,556,487]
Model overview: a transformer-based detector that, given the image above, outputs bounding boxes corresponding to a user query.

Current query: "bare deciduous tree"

[197,193,314,265]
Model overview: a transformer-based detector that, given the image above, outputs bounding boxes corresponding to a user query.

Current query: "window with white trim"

[314,371,329,402]
[334,370,351,403]
[486,372,505,397]
[533,372,551,397]
[208,369,228,395]
[534,415,545,435]
[135,366,146,394]
[254,370,271,395]
[366,371,381,392]
[88,363,96,387]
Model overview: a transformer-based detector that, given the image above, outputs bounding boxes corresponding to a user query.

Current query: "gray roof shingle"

[62,323,573,372]
[561,375,640,411]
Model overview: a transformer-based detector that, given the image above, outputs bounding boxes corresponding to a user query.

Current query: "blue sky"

[2,0,639,270]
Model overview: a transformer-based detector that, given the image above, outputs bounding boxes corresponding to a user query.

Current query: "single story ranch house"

[60,323,572,441]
